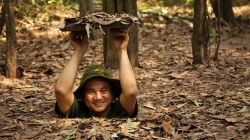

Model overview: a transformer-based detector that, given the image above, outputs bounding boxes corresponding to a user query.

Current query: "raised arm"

[110,28,138,116]
[54,32,89,115]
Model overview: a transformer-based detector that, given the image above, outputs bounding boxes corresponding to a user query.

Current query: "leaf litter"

[0,4,250,140]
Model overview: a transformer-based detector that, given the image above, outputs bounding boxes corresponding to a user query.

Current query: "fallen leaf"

[162,120,175,135]
[193,99,200,107]
[170,71,188,79]
[13,97,22,102]
[126,118,133,126]
[238,106,249,113]
[172,133,181,139]
[0,132,16,137]
[200,93,210,97]
[53,63,63,69]
[152,135,167,139]
[143,101,156,110]
[87,127,96,138]
[225,118,238,123]
[14,133,21,139]
[111,133,118,138]
[29,50,39,57]
[236,92,246,99]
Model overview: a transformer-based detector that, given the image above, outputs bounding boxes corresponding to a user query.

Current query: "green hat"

[74,65,122,99]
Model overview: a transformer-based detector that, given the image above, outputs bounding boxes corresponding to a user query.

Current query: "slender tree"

[213,0,221,61]
[210,0,237,25]
[103,0,139,68]
[79,0,99,40]
[125,0,139,68]
[4,0,17,78]
[0,3,5,35]
[102,0,117,68]
[79,0,88,15]
[192,0,209,64]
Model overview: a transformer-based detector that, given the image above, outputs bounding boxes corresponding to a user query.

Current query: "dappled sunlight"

[0,0,250,139]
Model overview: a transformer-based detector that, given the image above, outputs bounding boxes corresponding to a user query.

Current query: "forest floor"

[0,3,250,140]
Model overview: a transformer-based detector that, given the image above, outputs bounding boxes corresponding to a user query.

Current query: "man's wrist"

[73,48,87,56]
[117,49,128,59]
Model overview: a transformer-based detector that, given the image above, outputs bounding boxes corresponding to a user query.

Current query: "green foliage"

[13,0,76,21]
[127,118,133,127]
[163,0,186,6]
[162,0,194,7]
[186,0,194,7]
[138,3,151,10]
[236,92,246,99]
[48,0,63,4]
[238,106,249,113]
[85,23,90,39]
[193,99,200,107]
[61,127,78,137]
[42,127,78,138]
[47,0,77,5]
[140,0,163,7]
[138,0,195,9]
[212,29,217,39]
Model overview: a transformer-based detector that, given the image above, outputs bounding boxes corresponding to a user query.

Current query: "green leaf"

[128,128,136,132]
[127,118,133,127]
[212,102,222,105]
[193,99,200,107]
[238,106,249,113]
[85,23,90,39]
[120,21,130,25]
[44,133,51,137]
[237,92,246,99]
[158,77,168,82]
[212,29,217,38]
[111,133,119,138]
[61,127,78,136]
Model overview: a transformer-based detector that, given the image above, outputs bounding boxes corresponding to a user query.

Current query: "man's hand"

[110,28,130,51]
[55,31,89,115]
[110,27,137,116]
[70,31,89,51]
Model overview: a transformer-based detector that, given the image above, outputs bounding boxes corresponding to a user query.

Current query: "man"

[54,28,138,118]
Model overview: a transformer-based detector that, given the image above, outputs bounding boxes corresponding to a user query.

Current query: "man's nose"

[95,91,102,100]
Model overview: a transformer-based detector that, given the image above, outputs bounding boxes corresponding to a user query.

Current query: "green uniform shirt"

[54,95,138,118]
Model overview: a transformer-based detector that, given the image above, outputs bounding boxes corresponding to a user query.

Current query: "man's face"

[82,77,113,117]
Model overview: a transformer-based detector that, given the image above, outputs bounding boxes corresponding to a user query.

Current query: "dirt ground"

[0,4,250,139]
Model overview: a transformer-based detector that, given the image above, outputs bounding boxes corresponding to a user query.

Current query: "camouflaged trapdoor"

[57,12,140,32]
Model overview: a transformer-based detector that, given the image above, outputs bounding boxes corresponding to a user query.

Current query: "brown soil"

[0,4,250,140]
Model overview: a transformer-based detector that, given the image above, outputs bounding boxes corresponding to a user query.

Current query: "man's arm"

[110,28,138,116]
[54,32,89,115]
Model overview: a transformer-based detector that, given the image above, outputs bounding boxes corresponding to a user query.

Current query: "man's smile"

[93,101,104,107]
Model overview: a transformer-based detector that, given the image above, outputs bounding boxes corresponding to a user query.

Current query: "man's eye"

[87,91,94,94]
[102,90,107,93]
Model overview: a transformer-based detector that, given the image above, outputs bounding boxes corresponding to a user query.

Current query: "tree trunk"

[103,0,139,69]
[192,0,209,64]
[116,0,124,13]
[102,0,118,69]
[4,0,17,78]
[125,0,139,68]
[210,0,237,25]
[79,0,87,16]
[87,0,99,40]
[79,0,99,40]
[87,0,93,13]
[214,0,221,61]
[0,4,5,36]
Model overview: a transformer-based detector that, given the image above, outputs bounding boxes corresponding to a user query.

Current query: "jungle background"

[0,0,250,139]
